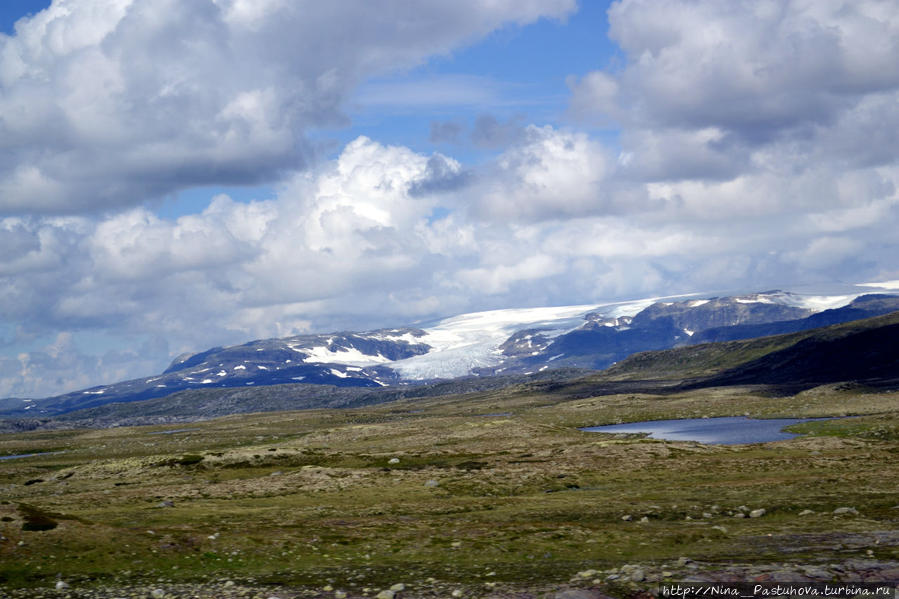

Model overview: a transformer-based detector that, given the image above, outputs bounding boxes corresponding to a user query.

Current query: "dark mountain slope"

[601,310,899,390]
[698,322,899,388]
[692,294,899,343]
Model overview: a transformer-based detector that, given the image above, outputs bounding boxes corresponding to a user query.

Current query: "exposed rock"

[833,507,858,515]
[749,508,766,518]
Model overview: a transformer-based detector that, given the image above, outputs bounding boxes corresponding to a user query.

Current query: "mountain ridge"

[3,288,898,419]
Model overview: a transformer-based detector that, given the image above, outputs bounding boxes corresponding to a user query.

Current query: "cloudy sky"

[2,0,898,399]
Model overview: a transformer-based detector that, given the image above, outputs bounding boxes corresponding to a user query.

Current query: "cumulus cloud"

[570,0,899,185]
[4,0,899,399]
[6,126,898,397]
[0,0,576,214]
[467,125,617,221]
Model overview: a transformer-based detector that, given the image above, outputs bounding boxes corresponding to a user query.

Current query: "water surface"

[581,416,824,445]
[0,451,61,461]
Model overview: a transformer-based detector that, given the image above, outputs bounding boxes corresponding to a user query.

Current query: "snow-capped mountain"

[6,283,899,418]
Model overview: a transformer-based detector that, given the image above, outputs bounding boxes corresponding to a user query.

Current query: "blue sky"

[1,0,618,220]
[1,1,898,398]
[0,1,51,34]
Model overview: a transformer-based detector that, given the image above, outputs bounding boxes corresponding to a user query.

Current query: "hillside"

[601,310,899,389]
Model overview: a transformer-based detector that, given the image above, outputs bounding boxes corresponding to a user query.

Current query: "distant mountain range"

[3,288,898,419]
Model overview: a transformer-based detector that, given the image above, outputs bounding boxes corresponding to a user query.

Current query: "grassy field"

[1,382,898,597]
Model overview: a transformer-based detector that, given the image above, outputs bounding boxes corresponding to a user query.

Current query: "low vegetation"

[1,380,898,596]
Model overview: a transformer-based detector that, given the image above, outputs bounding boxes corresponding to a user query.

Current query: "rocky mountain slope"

[3,289,898,418]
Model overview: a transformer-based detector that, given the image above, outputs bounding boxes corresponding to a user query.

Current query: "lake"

[581,416,825,445]
[0,451,62,461]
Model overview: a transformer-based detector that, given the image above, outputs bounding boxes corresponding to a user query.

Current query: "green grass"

[1,383,898,592]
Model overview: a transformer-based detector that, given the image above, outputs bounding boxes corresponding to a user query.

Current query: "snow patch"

[233,365,246,370]
[302,345,392,365]
[793,294,856,311]
[330,369,349,378]
[392,304,597,380]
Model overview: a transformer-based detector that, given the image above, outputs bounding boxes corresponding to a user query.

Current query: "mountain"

[691,294,899,343]
[600,309,899,390]
[4,288,897,418]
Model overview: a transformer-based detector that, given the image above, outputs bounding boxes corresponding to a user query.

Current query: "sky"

[1,0,898,399]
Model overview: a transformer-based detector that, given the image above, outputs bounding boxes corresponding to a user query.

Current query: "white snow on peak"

[390,297,706,380]
[792,294,856,311]
[731,290,857,311]
[302,345,391,366]
[392,304,598,380]
[687,299,710,307]
[367,330,425,344]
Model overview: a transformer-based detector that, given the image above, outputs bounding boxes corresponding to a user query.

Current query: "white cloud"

[3,127,899,398]
[570,0,899,188]
[0,0,576,214]
[3,0,899,399]
[469,125,615,221]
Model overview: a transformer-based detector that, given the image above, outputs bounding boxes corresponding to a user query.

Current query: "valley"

[2,378,898,597]
[2,291,899,597]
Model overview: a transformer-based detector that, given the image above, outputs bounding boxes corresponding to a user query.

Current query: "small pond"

[0,451,62,461]
[581,416,827,445]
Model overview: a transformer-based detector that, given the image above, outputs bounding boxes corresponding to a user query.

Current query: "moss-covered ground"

[1,383,898,596]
